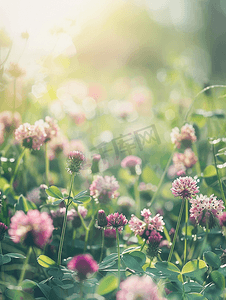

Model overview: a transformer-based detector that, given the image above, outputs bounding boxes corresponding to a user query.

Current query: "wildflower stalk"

[10,148,26,190]
[57,175,74,265]
[184,198,188,264]
[134,177,140,217]
[148,148,175,207]
[168,198,185,262]
[198,221,209,260]
[116,228,121,290]
[18,247,32,285]
[212,143,226,206]
[99,229,105,263]
[45,143,49,186]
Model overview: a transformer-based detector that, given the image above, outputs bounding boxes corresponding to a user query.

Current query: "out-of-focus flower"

[121,155,142,175]
[69,206,88,228]
[63,139,86,157]
[138,182,157,192]
[43,116,59,142]
[0,123,4,145]
[190,194,224,229]
[117,275,166,300]
[89,175,119,204]
[171,176,199,200]
[97,209,108,228]
[9,210,53,248]
[7,63,25,78]
[117,196,135,214]
[172,149,197,176]
[0,111,21,135]
[21,31,29,39]
[0,222,8,241]
[219,212,226,236]
[27,187,42,205]
[67,254,98,281]
[15,122,47,150]
[0,29,12,48]
[171,123,197,149]
[104,228,116,239]
[66,150,85,175]
[48,134,68,160]
[106,212,128,232]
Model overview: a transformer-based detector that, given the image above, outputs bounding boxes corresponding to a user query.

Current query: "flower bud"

[97,209,108,228]
[66,151,85,175]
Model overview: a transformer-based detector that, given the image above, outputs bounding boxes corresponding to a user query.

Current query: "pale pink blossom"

[171,123,197,149]
[190,194,224,228]
[48,134,68,160]
[171,176,199,199]
[15,122,47,150]
[0,111,21,134]
[89,175,119,204]
[9,210,53,248]
[121,155,142,168]
[117,275,166,300]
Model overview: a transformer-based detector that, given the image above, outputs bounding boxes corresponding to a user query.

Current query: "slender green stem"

[140,240,146,252]
[57,175,74,265]
[45,143,49,186]
[10,148,26,190]
[0,242,5,282]
[116,228,121,290]
[99,229,105,263]
[32,247,46,279]
[148,148,175,207]
[212,143,226,206]
[80,281,83,298]
[168,198,185,262]
[184,198,188,264]
[134,177,140,217]
[18,247,32,285]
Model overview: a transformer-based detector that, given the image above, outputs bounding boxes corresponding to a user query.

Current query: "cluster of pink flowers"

[170,123,197,148]
[129,208,164,245]
[171,176,199,199]
[89,175,119,204]
[172,148,197,176]
[8,210,54,248]
[117,275,166,300]
[190,194,225,228]
[67,254,98,281]
[66,150,86,175]
[15,116,59,150]
[106,212,128,232]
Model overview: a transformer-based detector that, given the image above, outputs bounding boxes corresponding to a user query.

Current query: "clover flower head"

[117,275,166,300]
[67,254,98,281]
[128,214,146,236]
[66,150,85,175]
[171,176,199,199]
[190,194,225,228]
[9,210,53,248]
[107,212,128,232]
[97,209,108,228]
[89,175,119,204]
[171,123,197,149]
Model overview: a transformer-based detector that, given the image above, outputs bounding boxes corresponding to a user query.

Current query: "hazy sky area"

[0,0,211,79]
